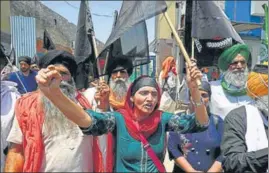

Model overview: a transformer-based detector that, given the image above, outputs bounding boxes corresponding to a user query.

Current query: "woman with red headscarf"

[159,56,178,113]
[35,61,209,172]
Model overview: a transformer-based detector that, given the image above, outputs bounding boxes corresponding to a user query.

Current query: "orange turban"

[247,71,268,98]
[161,56,175,79]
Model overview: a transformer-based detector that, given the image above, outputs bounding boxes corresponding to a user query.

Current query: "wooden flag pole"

[191,38,195,58]
[91,33,106,81]
[91,34,100,75]
[91,34,103,106]
[163,11,201,85]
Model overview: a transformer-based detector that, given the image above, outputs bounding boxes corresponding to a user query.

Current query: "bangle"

[191,97,205,108]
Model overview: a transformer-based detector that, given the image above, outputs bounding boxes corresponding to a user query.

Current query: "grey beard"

[224,67,249,88]
[256,95,268,113]
[109,78,130,101]
[42,78,77,136]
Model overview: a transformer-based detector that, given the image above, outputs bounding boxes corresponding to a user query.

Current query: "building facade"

[225,0,267,65]
[0,1,11,52]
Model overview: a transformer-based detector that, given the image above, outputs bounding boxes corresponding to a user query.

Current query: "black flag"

[74,0,98,89]
[98,1,167,76]
[9,47,16,65]
[191,1,243,67]
[43,29,56,50]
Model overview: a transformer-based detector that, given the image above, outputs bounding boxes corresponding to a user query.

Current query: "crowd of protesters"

[1,42,268,172]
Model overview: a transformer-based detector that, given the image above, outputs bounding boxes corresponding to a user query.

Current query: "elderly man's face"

[228,54,247,72]
[223,54,249,88]
[111,69,129,80]
[42,64,77,136]
[109,69,130,101]
[53,64,72,82]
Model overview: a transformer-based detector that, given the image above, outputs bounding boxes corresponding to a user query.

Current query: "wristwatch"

[191,97,205,108]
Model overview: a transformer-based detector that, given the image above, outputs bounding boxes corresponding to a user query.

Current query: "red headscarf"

[118,76,163,141]
[161,56,176,79]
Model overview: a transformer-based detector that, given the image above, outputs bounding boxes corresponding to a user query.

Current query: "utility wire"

[64,1,113,18]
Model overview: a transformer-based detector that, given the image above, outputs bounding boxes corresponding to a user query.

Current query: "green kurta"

[81,110,208,172]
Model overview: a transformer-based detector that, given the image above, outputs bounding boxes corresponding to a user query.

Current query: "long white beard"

[109,78,130,101]
[42,79,78,136]
[224,67,249,88]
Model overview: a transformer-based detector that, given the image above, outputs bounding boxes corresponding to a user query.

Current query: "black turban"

[18,56,31,65]
[199,81,212,98]
[107,57,133,79]
[38,50,77,77]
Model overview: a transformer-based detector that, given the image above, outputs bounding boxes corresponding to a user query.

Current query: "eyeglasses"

[229,60,246,67]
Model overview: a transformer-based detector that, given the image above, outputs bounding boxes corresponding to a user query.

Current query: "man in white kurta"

[209,44,254,119]
[5,50,93,172]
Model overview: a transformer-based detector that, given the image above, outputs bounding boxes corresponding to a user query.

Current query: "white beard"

[224,67,249,88]
[42,79,78,136]
[109,78,130,101]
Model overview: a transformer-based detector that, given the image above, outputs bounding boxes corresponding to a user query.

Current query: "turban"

[107,57,133,79]
[218,44,251,71]
[161,56,175,79]
[199,81,211,98]
[38,50,77,77]
[18,56,31,65]
[247,64,268,98]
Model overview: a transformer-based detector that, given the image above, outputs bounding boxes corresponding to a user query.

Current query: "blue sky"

[41,1,155,44]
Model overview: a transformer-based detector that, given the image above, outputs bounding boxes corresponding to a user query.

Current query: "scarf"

[16,91,102,172]
[104,77,162,172]
[118,76,162,141]
[161,56,176,79]
[15,91,44,172]
[221,78,247,96]
[106,92,126,172]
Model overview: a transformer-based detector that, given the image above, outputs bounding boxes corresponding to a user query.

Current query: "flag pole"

[191,38,195,58]
[103,10,118,82]
[92,34,100,74]
[163,11,201,85]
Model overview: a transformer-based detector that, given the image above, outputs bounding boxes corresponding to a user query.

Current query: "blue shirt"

[8,70,37,94]
[168,115,224,172]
